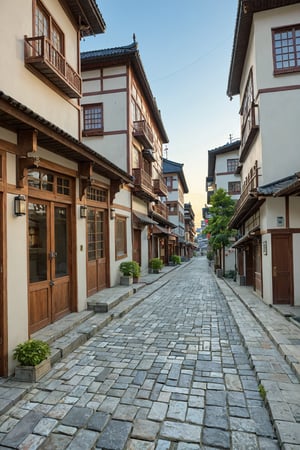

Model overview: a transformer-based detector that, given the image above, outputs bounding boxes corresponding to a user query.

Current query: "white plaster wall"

[110,188,132,286]
[1,1,79,138]
[290,198,300,228]
[293,234,300,306]
[7,193,28,375]
[262,233,273,304]
[85,134,127,172]
[264,198,286,229]
[76,202,87,312]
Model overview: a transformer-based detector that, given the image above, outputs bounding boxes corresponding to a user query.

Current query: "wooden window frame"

[34,0,65,55]
[272,24,300,75]
[115,215,127,260]
[228,181,241,195]
[227,158,239,173]
[82,103,104,137]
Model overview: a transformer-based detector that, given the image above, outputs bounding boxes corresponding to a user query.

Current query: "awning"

[133,211,157,225]
[152,224,172,235]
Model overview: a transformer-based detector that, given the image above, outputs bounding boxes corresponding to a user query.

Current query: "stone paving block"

[95,419,132,449]
[205,389,226,406]
[231,430,258,449]
[275,421,300,446]
[47,404,72,419]
[87,411,109,432]
[18,433,46,450]
[131,418,160,440]
[167,400,187,421]
[202,426,230,449]
[230,417,257,434]
[258,436,280,449]
[177,444,201,450]
[113,404,138,421]
[65,429,99,450]
[225,373,243,391]
[148,402,168,421]
[54,424,77,435]
[204,405,228,430]
[186,407,204,425]
[160,421,201,443]
[61,406,93,428]
[127,439,155,450]
[98,396,120,413]
[229,406,250,418]
[1,410,43,448]
[33,417,58,436]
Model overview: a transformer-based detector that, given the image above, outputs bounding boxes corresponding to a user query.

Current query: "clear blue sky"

[81,0,240,226]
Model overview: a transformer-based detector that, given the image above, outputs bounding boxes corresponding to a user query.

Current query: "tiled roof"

[163,158,189,194]
[227,0,299,97]
[81,41,169,144]
[257,174,299,196]
[66,0,105,36]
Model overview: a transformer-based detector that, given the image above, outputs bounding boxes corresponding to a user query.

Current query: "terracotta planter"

[15,358,51,382]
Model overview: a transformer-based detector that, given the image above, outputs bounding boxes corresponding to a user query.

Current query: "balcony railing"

[133,120,154,148]
[152,201,168,220]
[153,177,168,197]
[234,161,259,216]
[24,36,82,98]
[132,168,156,200]
[240,104,259,162]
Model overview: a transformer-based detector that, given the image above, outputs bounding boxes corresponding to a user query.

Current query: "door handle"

[49,280,55,287]
[273,266,277,277]
[49,251,57,260]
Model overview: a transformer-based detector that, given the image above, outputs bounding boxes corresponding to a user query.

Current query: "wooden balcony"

[133,120,153,148]
[24,36,82,98]
[152,201,168,220]
[153,177,168,197]
[132,168,156,201]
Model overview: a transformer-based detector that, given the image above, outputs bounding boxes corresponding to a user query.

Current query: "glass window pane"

[29,203,47,282]
[55,207,68,277]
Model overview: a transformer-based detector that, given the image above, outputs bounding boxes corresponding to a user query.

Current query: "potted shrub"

[13,339,51,382]
[170,255,181,265]
[149,257,163,273]
[119,261,134,285]
[131,261,141,283]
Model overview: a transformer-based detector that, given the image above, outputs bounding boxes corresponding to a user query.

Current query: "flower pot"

[120,275,133,286]
[15,358,51,382]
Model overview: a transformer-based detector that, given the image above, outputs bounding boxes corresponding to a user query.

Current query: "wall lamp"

[80,205,88,218]
[14,195,26,216]
[110,208,116,220]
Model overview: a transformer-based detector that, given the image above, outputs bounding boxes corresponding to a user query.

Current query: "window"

[164,176,173,189]
[87,187,107,203]
[115,215,127,259]
[167,203,178,215]
[273,25,300,73]
[82,104,103,136]
[228,181,241,195]
[35,1,64,56]
[227,159,239,173]
[28,169,71,196]
[88,209,105,261]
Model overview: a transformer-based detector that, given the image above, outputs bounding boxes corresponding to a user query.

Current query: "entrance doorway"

[28,200,72,333]
[87,208,108,296]
[272,233,293,304]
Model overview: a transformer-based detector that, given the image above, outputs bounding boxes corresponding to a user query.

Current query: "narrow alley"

[1,258,299,449]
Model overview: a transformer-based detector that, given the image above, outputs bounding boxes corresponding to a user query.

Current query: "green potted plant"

[149,257,163,273]
[170,255,181,265]
[119,261,134,285]
[13,339,51,382]
[131,261,141,283]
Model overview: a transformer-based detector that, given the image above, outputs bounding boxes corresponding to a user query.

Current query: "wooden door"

[87,209,108,296]
[28,201,71,333]
[133,229,141,265]
[272,234,293,305]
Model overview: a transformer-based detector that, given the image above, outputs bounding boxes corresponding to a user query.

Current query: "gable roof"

[207,140,240,177]
[227,0,299,97]
[64,0,106,36]
[163,158,189,193]
[257,173,300,196]
[81,41,169,143]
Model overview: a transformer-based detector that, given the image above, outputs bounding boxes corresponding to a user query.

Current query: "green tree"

[204,188,236,272]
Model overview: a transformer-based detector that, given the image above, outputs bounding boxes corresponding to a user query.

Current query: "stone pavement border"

[216,275,300,449]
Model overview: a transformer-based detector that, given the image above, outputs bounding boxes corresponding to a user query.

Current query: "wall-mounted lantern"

[110,208,116,220]
[80,205,88,219]
[14,195,26,216]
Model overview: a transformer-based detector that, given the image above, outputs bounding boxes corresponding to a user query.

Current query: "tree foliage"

[204,188,236,253]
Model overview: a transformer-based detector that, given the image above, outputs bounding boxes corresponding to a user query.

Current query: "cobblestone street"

[0,258,297,449]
